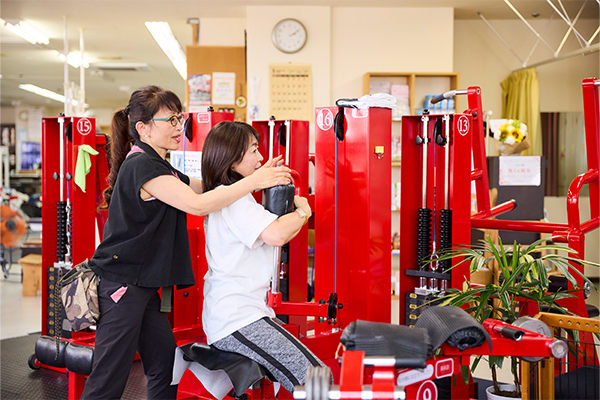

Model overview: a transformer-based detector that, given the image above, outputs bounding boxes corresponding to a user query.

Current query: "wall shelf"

[363,72,460,116]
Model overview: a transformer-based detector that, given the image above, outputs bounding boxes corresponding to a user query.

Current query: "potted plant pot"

[486,384,521,400]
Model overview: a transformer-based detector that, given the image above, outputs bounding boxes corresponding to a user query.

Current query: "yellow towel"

[75,144,99,193]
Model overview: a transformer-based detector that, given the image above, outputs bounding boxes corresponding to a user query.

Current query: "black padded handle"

[262,183,295,217]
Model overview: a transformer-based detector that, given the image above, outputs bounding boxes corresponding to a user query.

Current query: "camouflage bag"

[57,259,100,331]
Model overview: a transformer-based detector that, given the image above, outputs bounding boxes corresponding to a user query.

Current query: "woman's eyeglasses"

[152,114,185,127]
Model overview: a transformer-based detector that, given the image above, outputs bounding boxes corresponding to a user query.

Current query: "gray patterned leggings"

[212,317,324,392]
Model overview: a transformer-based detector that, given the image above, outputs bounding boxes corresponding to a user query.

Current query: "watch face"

[272,19,307,53]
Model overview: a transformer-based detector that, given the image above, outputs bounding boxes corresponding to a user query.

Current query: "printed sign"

[435,358,454,379]
[397,364,434,386]
[196,113,210,123]
[499,156,541,186]
[352,108,369,118]
[170,150,202,180]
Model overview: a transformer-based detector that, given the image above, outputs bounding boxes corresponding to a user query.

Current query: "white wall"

[246,5,332,121]
[199,18,246,46]
[245,6,454,121]
[1,107,16,125]
[331,7,454,101]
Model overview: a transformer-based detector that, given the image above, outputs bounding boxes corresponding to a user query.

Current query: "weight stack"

[46,266,71,338]
[405,292,443,327]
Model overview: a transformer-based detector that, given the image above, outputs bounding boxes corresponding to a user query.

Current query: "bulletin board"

[269,63,312,121]
[185,46,247,121]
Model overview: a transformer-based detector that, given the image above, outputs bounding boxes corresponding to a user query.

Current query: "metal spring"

[439,209,452,273]
[417,208,432,270]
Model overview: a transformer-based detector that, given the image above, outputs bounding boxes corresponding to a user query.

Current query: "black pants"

[81,278,178,400]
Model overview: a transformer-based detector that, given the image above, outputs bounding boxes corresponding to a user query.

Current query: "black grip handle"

[499,327,525,341]
[262,183,295,217]
[430,94,445,105]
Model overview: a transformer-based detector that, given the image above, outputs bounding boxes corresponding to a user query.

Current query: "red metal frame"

[41,116,110,399]
[397,112,473,325]
[177,107,393,398]
[313,107,392,331]
[170,111,234,338]
[331,319,563,400]
[252,119,310,333]
[467,81,599,319]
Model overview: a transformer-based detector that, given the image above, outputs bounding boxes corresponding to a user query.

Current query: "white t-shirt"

[202,190,278,344]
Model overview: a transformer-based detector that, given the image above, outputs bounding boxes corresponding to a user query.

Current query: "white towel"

[336,93,398,109]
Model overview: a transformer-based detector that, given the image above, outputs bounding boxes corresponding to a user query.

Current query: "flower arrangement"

[493,119,527,145]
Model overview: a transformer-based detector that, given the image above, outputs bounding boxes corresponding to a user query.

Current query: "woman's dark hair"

[201,121,261,193]
[101,85,181,208]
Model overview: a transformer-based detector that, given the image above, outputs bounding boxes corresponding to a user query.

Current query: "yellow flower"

[494,119,527,143]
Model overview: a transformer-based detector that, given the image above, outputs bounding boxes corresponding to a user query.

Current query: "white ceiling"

[1,0,598,111]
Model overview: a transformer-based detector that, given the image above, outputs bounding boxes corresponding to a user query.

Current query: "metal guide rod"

[441,114,451,292]
[443,115,450,209]
[417,113,430,290]
[64,116,72,264]
[284,120,291,165]
[58,116,65,201]
[268,117,275,160]
[271,247,282,295]
[421,115,429,208]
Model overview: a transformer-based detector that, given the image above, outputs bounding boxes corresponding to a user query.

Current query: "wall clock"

[272,19,307,54]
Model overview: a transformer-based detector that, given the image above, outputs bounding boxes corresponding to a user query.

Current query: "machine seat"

[174,342,275,399]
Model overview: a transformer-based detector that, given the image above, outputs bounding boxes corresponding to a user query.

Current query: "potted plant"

[429,235,598,399]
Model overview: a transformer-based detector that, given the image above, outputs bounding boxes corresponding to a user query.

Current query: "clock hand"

[290,29,299,36]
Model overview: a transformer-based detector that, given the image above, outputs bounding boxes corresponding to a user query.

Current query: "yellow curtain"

[500,68,541,156]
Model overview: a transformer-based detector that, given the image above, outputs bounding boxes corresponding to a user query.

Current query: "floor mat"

[1,334,147,399]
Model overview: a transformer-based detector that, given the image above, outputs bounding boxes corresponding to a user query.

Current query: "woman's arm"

[259,196,311,247]
[189,177,203,194]
[187,155,286,195]
[143,156,290,215]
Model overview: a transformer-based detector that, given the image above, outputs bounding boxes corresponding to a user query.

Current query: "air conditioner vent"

[90,63,152,72]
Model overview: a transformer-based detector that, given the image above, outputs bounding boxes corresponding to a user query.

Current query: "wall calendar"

[269,63,312,121]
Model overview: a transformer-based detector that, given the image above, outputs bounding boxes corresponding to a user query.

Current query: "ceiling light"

[19,84,84,106]
[145,21,186,80]
[57,51,89,69]
[1,19,49,45]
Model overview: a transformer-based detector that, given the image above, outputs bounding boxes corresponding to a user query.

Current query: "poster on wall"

[170,151,202,179]
[188,74,211,112]
[212,72,236,105]
[499,156,541,186]
[269,63,312,121]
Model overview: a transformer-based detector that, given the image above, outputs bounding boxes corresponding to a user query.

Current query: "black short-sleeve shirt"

[90,141,195,289]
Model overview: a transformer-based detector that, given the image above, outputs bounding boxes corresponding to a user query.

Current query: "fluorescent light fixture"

[1,19,49,45]
[19,84,84,106]
[145,21,186,80]
[57,51,89,68]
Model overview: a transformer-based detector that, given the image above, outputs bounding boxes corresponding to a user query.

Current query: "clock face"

[272,19,307,53]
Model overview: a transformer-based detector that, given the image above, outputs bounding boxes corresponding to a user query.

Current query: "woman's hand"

[249,155,291,191]
[294,195,311,218]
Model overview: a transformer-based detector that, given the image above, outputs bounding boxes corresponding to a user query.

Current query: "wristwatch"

[295,208,309,225]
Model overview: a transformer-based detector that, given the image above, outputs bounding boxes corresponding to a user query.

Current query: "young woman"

[201,121,324,393]
[82,86,291,400]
